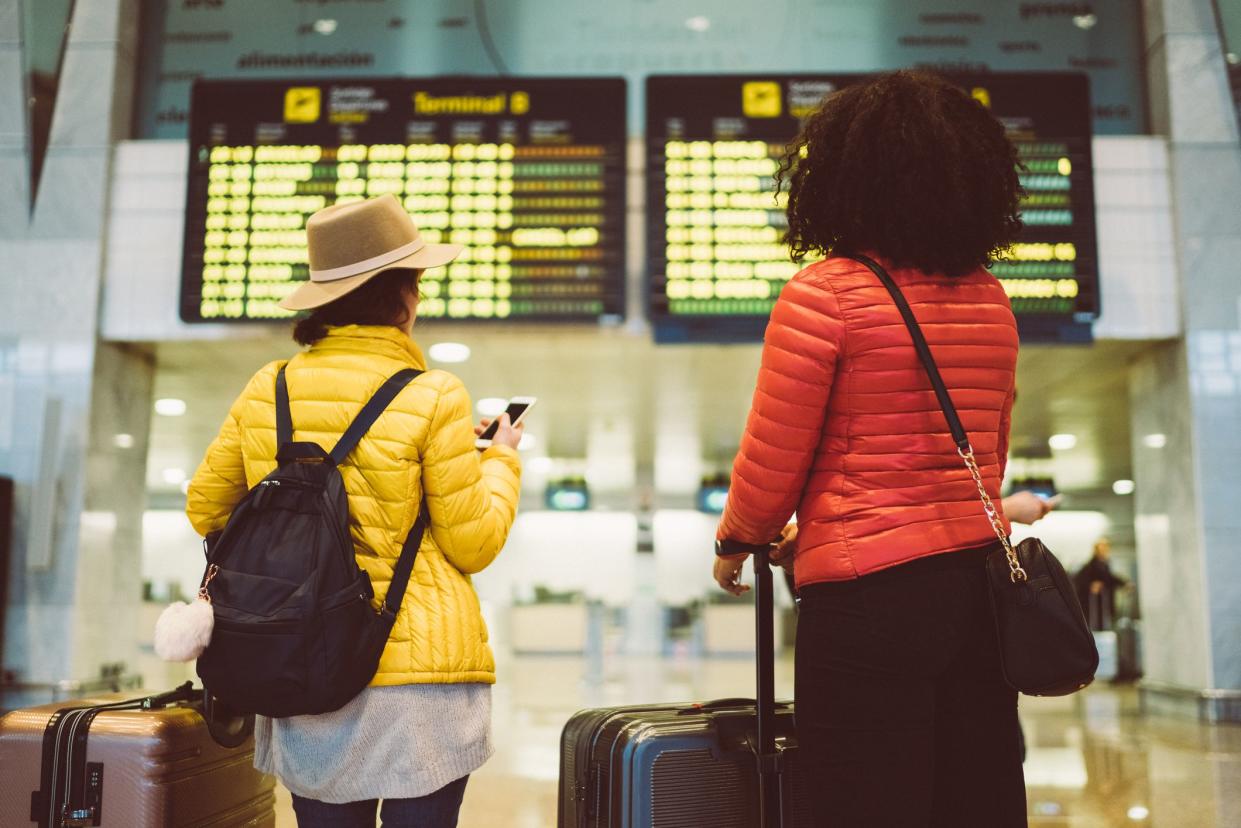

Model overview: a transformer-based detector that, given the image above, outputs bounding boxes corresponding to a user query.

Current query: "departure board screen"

[181,78,626,323]
[646,73,1099,342]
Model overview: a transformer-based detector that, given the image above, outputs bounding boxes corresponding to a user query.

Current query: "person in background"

[712,71,1028,826]
[186,194,522,828]
[1074,537,1130,631]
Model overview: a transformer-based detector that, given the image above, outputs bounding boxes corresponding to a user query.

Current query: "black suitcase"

[558,548,812,827]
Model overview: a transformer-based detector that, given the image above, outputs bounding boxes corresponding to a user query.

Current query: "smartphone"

[475,397,536,449]
[1010,477,1057,501]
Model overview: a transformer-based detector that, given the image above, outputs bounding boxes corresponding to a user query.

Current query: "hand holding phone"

[475,397,535,450]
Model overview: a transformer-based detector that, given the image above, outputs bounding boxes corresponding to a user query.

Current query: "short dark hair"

[777,71,1024,277]
[292,268,421,346]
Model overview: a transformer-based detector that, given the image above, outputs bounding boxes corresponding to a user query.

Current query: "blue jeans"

[290,776,469,828]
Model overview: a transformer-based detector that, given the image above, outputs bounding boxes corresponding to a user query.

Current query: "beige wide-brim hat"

[279,193,463,311]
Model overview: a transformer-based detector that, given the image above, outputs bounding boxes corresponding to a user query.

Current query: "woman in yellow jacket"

[186,195,522,827]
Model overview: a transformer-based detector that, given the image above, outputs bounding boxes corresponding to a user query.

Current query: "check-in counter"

[701,602,785,656]
[509,602,591,655]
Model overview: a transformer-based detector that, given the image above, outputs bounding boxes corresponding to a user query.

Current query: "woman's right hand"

[475,413,524,450]
[1002,491,1060,525]
[771,523,798,569]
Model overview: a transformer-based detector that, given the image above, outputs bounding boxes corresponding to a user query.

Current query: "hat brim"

[278,242,463,312]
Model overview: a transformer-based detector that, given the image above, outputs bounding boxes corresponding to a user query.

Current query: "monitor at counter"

[181,77,627,324]
[645,73,1099,344]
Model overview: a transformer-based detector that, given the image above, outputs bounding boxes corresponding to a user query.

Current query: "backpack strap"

[278,365,430,621]
[333,369,429,621]
[275,363,293,448]
[329,368,424,466]
[380,496,430,621]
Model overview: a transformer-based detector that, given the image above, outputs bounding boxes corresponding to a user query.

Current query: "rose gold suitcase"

[0,684,275,827]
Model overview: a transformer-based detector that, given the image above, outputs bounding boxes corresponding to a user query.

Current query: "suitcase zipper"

[46,697,149,827]
[46,708,82,827]
[62,707,102,826]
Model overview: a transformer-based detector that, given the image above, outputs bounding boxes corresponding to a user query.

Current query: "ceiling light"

[1072,13,1098,29]
[162,468,187,485]
[685,16,711,32]
[154,398,187,417]
[518,434,536,450]
[428,342,470,363]
[1127,805,1150,821]
[113,433,135,449]
[476,397,507,417]
[1112,479,1135,495]
[1048,433,1077,451]
[313,18,338,35]
[1142,433,1167,449]
[527,456,554,474]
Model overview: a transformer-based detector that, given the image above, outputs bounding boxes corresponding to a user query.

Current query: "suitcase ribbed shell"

[0,692,275,827]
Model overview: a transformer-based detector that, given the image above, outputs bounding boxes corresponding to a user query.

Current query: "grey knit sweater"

[253,683,492,803]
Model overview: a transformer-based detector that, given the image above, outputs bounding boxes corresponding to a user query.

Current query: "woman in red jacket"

[714,71,1026,826]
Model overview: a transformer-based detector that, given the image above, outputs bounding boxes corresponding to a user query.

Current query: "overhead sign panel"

[181,77,627,323]
[646,73,1099,343]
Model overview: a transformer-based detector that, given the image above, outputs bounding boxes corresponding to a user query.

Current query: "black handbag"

[849,254,1099,697]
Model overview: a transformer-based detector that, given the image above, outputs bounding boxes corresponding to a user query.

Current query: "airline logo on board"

[741,82,782,118]
[284,87,321,123]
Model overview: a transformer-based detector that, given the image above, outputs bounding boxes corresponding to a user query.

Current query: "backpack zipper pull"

[198,564,220,603]
[254,478,281,508]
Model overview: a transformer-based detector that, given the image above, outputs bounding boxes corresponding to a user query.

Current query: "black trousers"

[795,545,1027,827]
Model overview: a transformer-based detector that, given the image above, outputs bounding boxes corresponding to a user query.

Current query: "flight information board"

[646,73,1099,342]
[181,78,627,323]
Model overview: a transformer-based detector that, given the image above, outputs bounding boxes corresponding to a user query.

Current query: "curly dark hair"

[292,268,421,346]
[777,71,1024,277]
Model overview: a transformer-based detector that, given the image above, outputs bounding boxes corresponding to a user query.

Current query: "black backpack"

[196,365,427,717]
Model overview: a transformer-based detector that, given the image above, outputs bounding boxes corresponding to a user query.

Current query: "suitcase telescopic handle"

[716,539,784,827]
[753,547,777,754]
[715,540,781,751]
[752,546,783,827]
[714,541,779,824]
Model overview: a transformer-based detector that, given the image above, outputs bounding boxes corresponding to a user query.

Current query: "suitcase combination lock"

[60,806,96,828]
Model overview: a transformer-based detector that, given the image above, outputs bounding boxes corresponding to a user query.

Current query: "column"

[0,0,148,706]
[1132,0,1241,722]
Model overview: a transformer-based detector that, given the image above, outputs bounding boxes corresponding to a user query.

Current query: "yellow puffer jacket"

[186,325,521,685]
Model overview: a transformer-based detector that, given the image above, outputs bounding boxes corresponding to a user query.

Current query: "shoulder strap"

[380,496,430,621]
[846,255,969,451]
[846,255,1027,581]
[333,368,428,620]
[275,364,293,448]
[277,365,430,616]
[329,368,424,466]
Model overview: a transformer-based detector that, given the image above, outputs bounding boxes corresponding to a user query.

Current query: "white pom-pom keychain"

[153,564,219,662]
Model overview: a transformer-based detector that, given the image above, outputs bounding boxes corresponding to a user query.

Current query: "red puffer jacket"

[718,256,1018,586]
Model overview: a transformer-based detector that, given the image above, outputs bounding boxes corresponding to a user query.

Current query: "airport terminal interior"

[2,0,1241,826]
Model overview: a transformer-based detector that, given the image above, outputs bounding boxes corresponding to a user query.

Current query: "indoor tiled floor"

[272,653,1241,827]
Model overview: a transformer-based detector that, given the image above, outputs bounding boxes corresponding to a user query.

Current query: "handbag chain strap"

[958,445,1024,580]
[847,255,1028,583]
